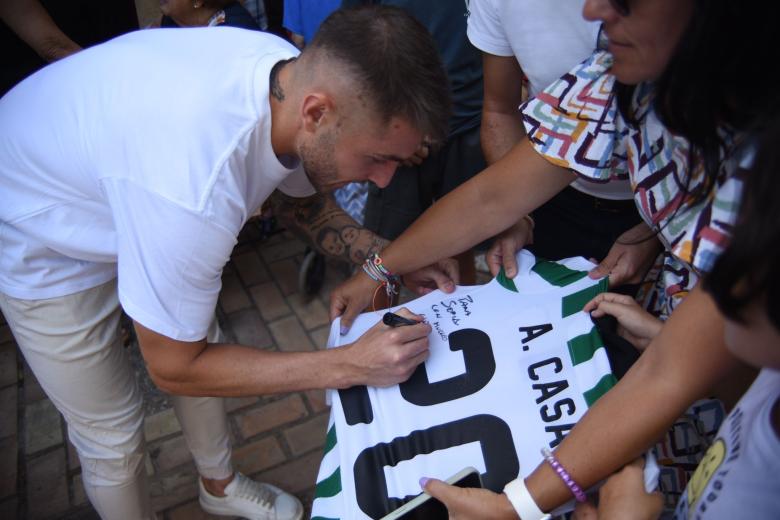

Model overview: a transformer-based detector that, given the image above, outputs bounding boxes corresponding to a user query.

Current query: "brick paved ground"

[0,225,356,520]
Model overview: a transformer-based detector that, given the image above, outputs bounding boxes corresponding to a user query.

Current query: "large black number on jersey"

[352,415,518,519]
[400,328,495,406]
[339,328,496,424]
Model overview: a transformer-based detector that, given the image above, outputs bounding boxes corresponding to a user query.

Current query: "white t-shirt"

[0,28,315,340]
[466,0,631,200]
[673,368,780,519]
[312,251,617,519]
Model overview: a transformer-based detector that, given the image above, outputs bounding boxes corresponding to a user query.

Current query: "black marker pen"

[382,312,418,327]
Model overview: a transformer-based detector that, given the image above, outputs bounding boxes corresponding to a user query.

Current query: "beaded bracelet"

[541,447,587,503]
[362,253,400,303]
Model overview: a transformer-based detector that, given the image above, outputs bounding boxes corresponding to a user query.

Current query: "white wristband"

[503,478,550,520]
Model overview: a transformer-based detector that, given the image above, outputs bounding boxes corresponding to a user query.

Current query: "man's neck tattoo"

[270,57,296,102]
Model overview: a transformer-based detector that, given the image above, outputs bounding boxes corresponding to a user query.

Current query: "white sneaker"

[199,472,303,520]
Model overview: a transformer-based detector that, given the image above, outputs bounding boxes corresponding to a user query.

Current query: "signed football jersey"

[312,251,615,520]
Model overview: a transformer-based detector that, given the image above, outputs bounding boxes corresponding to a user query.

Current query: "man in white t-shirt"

[0,6,452,520]
[466,0,660,285]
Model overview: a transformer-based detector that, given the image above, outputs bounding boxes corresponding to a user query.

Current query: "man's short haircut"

[705,116,780,330]
[306,5,451,146]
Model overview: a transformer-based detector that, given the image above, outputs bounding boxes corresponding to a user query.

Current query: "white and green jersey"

[312,251,615,520]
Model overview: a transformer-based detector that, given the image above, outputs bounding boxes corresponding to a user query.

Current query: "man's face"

[297,114,422,193]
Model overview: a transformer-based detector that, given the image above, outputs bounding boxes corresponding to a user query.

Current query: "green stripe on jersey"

[496,267,519,292]
[567,327,604,366]
[531,260,588,287]
[583,374,617,407]
[561,277,609,317]
[314,467,342,498]
[323,425,337,456]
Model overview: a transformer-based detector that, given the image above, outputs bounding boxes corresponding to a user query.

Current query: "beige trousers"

[0,281,233,520]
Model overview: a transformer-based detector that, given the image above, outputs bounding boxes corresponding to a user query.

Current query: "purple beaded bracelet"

[541,448,587,503]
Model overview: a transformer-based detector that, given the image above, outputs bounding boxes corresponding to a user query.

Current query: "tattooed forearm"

[270,191,389,264]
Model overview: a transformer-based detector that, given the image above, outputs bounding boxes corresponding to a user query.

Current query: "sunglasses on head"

[609,0,630,16]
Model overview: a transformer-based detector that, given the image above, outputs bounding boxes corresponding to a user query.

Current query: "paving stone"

[144,408,181,442]
[27,448,69,519]
[0,435,17,499]
[150,464,199,513]
[260,239,306,264]
[316,262,351,309]
[267,258,300,296]
[72,472,88,506]
[167,499,227,520]
[232,251,270,287]
[0,342,17,388]
[225,396,259,413]
[283,413,330,456]
[268,316,314,353]
[304,389,329,413]
[225,308,272,349]
[308,325,331,351]
[0,386,17,439]
[0,497,17,519]
[249,282,291,322]
[23,364,47,403]
[25,398,63,454]
[231,436,286,477]
[236,395,307,440]
[218,271,252,314]
[257,450,322,495]
[150,435,192,472]
[288,294,330,331]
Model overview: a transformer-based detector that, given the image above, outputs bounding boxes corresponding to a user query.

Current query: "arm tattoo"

[270,191,389,264]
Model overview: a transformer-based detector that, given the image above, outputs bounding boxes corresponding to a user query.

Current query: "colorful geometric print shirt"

[311,251,615,520]
[521,46,750,318]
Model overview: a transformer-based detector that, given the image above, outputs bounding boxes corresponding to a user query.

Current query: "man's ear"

[300,92,334,132]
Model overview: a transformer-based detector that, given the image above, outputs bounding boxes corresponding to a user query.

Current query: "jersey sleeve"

[466,0,514,57]
[106,180,235,341]
[521,50,629,183]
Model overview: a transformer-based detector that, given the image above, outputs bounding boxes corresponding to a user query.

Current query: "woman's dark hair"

[704,117,780,330]
[615,0,778,206]
[304,5,451,146]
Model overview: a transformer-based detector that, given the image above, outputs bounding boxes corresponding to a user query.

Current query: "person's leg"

[172,320,303,520]
[171,320,233,488]
[0,282,154,520]
[363,163,425,241]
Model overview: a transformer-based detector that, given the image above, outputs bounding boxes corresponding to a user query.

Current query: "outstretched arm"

[330,139,575,329]
[135,307,432,397]
[526,286,737,512]
[270,190,387,265]
[0,0,81,62]
[424,286,738,518]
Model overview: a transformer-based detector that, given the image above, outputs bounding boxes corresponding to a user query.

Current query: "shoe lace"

[234,474,276,510]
